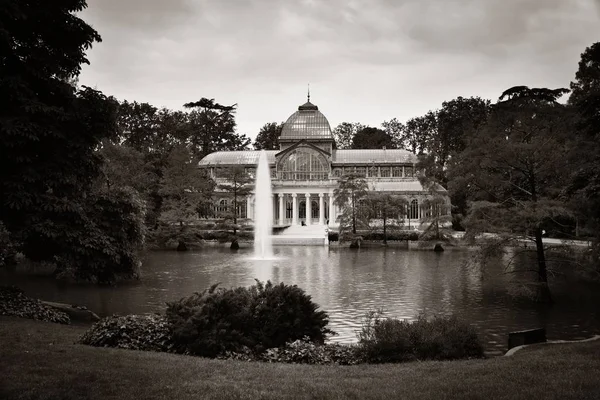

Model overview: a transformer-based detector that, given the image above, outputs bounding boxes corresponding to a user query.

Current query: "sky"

[79,0,600,141]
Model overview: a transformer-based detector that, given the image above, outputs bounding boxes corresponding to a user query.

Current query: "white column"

[247,195,253,221]
[305,193,311,225]
[319,193,325,225]
[329,192,334,225]
[292,193,298,225]
[278,193,284,226]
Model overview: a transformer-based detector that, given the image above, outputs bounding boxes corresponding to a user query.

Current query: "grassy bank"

[1,317,600,399]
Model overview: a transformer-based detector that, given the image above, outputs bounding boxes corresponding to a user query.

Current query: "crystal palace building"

[199,98,450,229]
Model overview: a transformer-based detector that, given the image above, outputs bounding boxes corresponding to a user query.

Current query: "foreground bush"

[0,286,69,324]
[261,337,363,365]
[79,314,173,352]
[166,281,334,357]
[357,311,484,363]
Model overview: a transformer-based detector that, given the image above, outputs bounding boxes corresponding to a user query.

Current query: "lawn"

[1,316,599,400]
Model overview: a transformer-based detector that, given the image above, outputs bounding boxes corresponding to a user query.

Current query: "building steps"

[272,224,329,246]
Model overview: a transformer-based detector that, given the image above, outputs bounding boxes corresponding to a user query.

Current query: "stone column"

[329,193,334,225]
[305,193,311,225]
[292,193,298,225]
[278,193,284,226]
[247,195,253,221]
[319,193,325,225]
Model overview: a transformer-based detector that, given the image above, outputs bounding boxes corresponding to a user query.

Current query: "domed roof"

[280,100,334,141]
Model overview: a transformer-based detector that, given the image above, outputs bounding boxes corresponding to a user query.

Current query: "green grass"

[1,316,600,400]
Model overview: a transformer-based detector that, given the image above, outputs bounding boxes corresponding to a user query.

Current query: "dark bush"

[0,221,16,266]
[261,337,363,365]
[357,311,484,363]
[328,231,339,242]
[166,281,334,357]
[79,314,173,352]
[0,286,70,324]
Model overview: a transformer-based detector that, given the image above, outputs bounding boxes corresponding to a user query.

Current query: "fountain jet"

[253,150,274,259]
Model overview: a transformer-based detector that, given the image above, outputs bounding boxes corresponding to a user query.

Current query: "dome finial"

[307,83,310,102]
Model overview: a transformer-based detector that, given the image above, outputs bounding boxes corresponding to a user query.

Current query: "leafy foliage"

[261,337,363,365]
[332,122,365,149]
[0,222,16,267]
[254,122,283,150]
[357,311,484,363]
[351,127,395,149]
[158,145,215,227]
[364,193,408,244]
[49,187,146,284]
[183,98,250,158]
[79,314,174,352]
[165,281,334,357]
[0,286,70,324]
[448,86,575,300]
[334,172,369,236]
[216,166,253,233]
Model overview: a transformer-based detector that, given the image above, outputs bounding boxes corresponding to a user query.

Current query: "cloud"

[77,0,600,139]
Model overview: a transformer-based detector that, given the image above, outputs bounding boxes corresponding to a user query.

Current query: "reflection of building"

[199,98,449,228]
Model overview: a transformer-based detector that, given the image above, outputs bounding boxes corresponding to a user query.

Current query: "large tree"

[184,98,251,158]
[334,172,369,236]
[0,1,145,277]
[351,127,395,149]
[365,193,408,245]
[332,122,365,149]
[158,145,214,226]
[567,42,600,268]
[254,122,283,150]
[217,166,253,234]
[403,112,437,154]
[448,86,573,303]
[381,118,405,149]
[426,96,491,183]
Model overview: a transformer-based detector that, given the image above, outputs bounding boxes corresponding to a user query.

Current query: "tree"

[351,127,396,149]
[184,98,251,158]
[569,42,600,106]
[334,172,369,237]
[365,193,408,245]
[381,118,405,149]
[448,86,574,303]
[427,96,491,183]
[567,42,600,269]
[217,166,253,234]
[332,122,365,149]
[403,112,437,154]
[254,122,283,150]
[158,145,215,229]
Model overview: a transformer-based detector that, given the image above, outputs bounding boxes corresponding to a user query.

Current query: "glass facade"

[279,148,329,180]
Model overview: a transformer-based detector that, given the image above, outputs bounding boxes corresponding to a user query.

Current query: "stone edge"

[504,335,600,357]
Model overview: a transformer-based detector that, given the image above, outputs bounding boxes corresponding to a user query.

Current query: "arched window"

[408,199,419,219]
[217,199,228,214]
[279,148,329,180]
[311,200,319,219]
[299,200,306,219]
[286,200,293,218]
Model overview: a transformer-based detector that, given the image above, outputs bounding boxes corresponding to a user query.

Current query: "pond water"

[2,246,600,356]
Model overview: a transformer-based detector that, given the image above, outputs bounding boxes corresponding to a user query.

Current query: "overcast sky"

[79,0,600,141]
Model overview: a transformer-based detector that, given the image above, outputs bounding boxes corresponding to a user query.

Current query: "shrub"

[79,314,173,352]
[166,281,334,357]
[0,286,70,324]
[0,221,16,267]
[261,337,363,365]
[357,311,484,363]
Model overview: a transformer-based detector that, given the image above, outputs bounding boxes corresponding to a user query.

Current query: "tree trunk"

[352,193,356,234]
[383,215,387,245]
[534,226,553,303]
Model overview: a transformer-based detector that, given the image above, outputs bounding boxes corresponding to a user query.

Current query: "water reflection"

[2,246,599,355]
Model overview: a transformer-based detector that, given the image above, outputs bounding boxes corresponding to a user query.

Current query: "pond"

[2,246,599,356]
